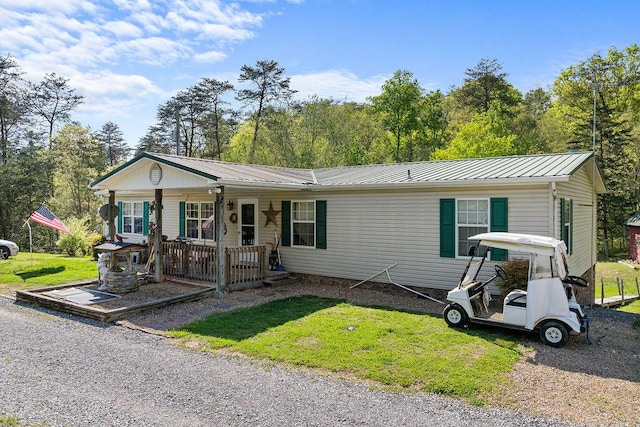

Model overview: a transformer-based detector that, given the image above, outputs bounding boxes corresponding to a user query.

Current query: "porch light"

[227,200,234,210]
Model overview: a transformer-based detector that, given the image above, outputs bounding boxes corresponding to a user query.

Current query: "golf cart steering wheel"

[563,275,588,288]
[495,265,508,281]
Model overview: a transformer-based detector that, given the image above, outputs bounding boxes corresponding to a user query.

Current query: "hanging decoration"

[262,201,281,227]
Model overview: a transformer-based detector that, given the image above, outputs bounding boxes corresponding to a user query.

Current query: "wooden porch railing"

[161,242,266,285]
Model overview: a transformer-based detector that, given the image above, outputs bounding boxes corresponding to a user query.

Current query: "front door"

[238,198,259,246]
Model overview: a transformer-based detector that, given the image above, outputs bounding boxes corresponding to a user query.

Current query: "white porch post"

[215,186,227,297]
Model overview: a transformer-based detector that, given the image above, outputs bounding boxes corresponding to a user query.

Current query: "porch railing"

[161,242,266,285]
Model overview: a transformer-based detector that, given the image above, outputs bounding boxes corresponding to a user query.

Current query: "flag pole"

[22,220,33,264]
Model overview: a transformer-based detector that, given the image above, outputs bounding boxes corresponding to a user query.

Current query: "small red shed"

[626,212,640,261]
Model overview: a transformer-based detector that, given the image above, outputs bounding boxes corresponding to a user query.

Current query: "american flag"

[202,214,215,229]
[30,204,70,234]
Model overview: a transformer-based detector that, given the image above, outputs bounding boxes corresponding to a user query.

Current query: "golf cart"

[443,232,589,347]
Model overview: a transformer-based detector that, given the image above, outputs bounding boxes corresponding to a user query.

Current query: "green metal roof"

[91,151,605,192]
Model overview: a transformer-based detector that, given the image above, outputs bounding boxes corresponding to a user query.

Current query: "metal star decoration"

[262,201,281,227]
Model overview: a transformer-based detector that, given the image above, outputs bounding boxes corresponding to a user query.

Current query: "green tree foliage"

[432,108,517,160]
[135,124,174,156]
[94,121,129,166]
[0,55,27,164]
[553,45,640,258]
[451,58,522,116]
[51,124,105,229]
[236,60,296,163]
[28,73,83,147]
[369,70,424,162]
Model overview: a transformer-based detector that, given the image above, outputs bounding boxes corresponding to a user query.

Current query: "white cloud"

[290,70,389,103]
[102,20,145,39]
[194,50,228,63]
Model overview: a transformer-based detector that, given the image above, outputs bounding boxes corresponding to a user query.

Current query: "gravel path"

[0,296,576,427]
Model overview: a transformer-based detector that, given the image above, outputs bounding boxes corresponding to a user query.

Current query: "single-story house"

[90,151,606,304]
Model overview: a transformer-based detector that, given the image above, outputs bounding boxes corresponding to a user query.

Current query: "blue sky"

[1,0,637,148]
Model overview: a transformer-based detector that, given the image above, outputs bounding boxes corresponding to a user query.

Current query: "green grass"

[595,261,640,298]
[0,415,47,427]
[0,252,96,294]
[170,296,523,402]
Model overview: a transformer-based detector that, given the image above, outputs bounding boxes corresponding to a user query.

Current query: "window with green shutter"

[439,197,508,259]
[281,200,326,249]
[117,201,147,235]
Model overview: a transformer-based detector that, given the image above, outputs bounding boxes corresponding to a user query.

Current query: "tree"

[432,108,517,160]
[51,124,105,225]
[511,87,555,154]
[135,125,174,156]
[195,77,236,160]
[369,70,424,162]
[236,60,296,163]
[28,73,84,148]
[94,122,129,167]
[0,55,30,164]
[553,45,640,258]
[451,58,521,116]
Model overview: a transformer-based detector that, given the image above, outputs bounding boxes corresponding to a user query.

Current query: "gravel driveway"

[0,296,576,427]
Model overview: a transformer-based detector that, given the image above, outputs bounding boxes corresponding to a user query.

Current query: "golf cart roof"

[469,232,566,257]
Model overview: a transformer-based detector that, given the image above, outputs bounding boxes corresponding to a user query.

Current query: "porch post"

[154,189,163,283]
[215,186,227,297]
[108,191,116,241]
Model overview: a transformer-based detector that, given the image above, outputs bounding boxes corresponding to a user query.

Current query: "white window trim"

[122,201,144,235]
[562,197,572,254]
[455,197,490,259]
[291,200,316,249]
[186,201,215,241]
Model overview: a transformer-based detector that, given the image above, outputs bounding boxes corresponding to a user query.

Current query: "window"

[292,201,315,247]
[185,202,215,240]
[122,202,144,234]
[440,198,507,260]
[561,198,573,254]
[457,199,489,257]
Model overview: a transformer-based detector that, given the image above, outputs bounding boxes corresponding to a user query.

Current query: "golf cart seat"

[505,289,527,307]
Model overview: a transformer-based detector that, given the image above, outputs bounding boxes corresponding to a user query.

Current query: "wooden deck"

[593,294,639,308]
[15,279,216,323]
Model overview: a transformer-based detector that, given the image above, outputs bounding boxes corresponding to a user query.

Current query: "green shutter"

[143,201,149,236]
[117,201,123,234]
[440,199,456,258]
[490,198,508,261]
[316,200,327,249]
[179,201,186,237]
[281,201,291,247]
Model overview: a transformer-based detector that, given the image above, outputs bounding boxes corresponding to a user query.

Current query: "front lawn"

[170,296,523,403]
[0,252,96,295]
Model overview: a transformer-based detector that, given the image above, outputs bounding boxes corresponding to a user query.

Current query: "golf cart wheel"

[539,320,570,347]
[0,247,9,260]
[443,304,467,328]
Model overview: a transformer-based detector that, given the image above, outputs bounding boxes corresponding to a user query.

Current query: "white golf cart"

[443,232,589,347]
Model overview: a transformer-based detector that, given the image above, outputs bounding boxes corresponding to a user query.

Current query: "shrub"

[88,233,107,260]
[56,218,91,256]
[496,258,529,296]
